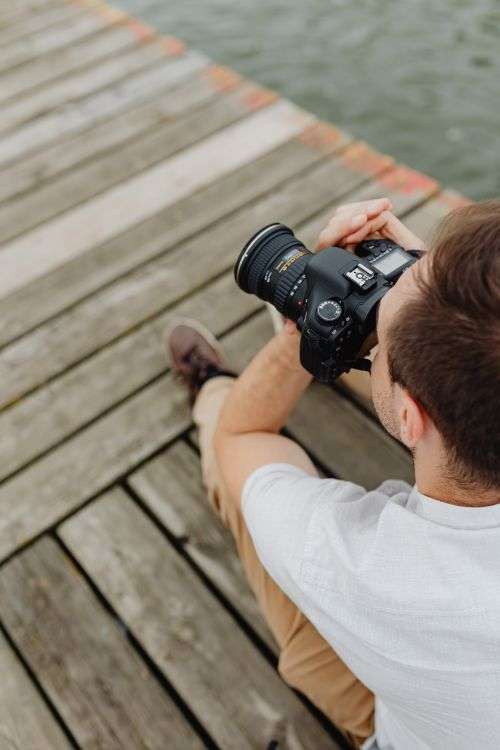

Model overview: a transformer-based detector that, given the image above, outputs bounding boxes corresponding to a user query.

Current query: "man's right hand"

[316,199,426,253]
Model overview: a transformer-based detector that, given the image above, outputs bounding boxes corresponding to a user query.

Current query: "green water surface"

[115,0,500,199]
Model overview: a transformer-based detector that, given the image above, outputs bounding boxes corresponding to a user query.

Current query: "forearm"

[216,329,312,437]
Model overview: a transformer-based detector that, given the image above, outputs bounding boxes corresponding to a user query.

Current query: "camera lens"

[234,223,312,321]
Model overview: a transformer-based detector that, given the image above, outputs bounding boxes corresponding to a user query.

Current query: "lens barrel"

[234,224,312,320]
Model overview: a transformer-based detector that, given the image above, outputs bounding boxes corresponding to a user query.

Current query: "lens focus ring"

[273,254,309,314]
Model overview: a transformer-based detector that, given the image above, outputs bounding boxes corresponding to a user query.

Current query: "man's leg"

[193,375,374,748]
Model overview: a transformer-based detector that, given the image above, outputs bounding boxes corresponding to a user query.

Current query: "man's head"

[371,200,500,493]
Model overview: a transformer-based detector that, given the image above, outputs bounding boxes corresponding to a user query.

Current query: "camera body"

[297,239,417,382]
[234,224,421,383]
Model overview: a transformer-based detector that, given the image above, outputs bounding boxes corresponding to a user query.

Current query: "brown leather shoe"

[166,318,234,404]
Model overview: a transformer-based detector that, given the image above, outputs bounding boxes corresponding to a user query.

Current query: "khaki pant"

[193,377,375,748]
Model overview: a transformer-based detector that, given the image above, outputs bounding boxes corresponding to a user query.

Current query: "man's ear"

[398,389,425,449]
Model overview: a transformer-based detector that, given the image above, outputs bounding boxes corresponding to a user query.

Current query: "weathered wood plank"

[0,37,182,135]
[0,123,348,344]
[404,189,470,242]
[0,373,190,561]
[0,9,124,74]
[59,489,337,749]
[129,440,276,650]
[0,272,260,481]
[0,2,85,46]
[0,141,389,407]
[0,81,280,243]
[0,629,71,750]
[0,64,237,204]
[0,50,208,167]
[0,99,314,297]
[0,24,148,104]
[0,0,64,27]
[0,288,409,560]
[0,537,204,749]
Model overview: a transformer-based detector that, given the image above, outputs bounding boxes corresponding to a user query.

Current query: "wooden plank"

[0,24,149,104]
[0,80,281,243]
[0,123,348,345]
[0,9,124,74]
[0,37,182,135]
[0,99,314,297]
[0,50,208,167]
[404,189,471,242]
[129,441,276,650]
[0,373,190,560]
[0,0,63,26]
[58,489,336,749]
[0,272,261,481]
[0,537,204,749]
[0,64,236,204]
[0,141,389,408]
[0,3,85,46]
[0,286,408,560]
[0,629,71,750]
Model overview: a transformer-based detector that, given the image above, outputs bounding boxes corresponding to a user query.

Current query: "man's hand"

[316,199,425,252]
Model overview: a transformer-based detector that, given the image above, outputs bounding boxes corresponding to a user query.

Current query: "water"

[116,0,500,199]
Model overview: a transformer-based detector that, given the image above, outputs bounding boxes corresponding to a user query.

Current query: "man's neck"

[415,454,500,508]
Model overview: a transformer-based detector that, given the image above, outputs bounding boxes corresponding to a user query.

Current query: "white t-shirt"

[242,464,500,750]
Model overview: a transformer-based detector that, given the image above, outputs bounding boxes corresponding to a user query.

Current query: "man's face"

[370,258,424,440]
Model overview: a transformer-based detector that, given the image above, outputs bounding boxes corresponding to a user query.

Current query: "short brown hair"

[388,200,500,488]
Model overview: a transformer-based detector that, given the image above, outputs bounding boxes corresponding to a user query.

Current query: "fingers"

[334,198,392,218]
[315,198,393,251]
[316,212,367,251]
[340,210,391,246]
[379,213,426,251]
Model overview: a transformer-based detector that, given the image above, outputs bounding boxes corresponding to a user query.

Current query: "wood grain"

[59,489,336,749]
[129,440,276,650]
[0,65,230,204]
[0,11,119,74]
[0,537,204,749]
[0,272,260,480]
[0,38,179,135]
[0,629,71,750]
[0,100,314,297]
[0,80,282,243]
[0,125,349,345]
[0,51,208,167]
[0,25,144,104]
[0,3,85,46]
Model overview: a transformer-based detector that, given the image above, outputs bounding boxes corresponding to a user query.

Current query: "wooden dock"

[0,0,469,747]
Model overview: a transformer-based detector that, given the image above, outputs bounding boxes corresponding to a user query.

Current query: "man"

[168,198,500,749]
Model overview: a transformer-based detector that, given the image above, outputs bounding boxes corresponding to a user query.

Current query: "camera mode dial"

[316,299,342,323]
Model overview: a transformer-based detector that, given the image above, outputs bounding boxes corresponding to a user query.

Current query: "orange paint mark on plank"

[341,142,394,176]
[127,19,157,41]
[298,122,346,153]
[161,35,186,56]
[203,65,241,92]
[241,85,278,111]
[378,165,439,196]
[96,6,128,22]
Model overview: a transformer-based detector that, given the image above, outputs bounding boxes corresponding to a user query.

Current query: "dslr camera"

[234,223,422,383]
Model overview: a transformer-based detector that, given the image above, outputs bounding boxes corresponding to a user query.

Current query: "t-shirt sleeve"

[241,463,365,603]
